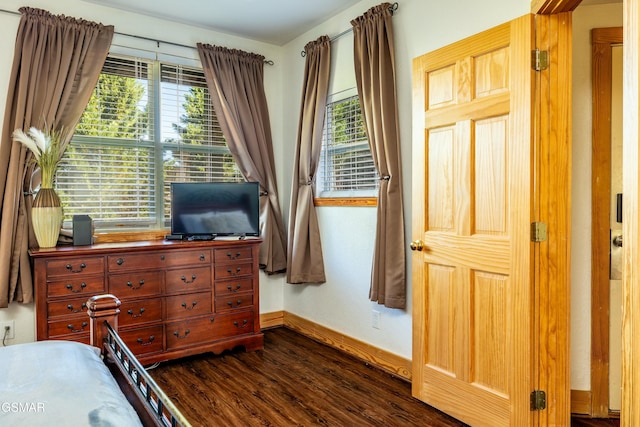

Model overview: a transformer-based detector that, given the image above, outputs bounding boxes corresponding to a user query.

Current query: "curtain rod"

[300,2,398,57]
[0,8,274,66]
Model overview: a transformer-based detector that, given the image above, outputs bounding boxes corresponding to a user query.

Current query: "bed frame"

[87,294,191,427]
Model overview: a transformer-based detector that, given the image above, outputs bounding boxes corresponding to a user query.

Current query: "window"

[56,55,242,230]
[316,93,378,201]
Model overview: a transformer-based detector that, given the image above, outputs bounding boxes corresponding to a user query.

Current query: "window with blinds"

[56,54,241,230]
[317,94,378,197]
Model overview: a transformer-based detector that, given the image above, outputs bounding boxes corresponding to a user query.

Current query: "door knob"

[410,240,424,251]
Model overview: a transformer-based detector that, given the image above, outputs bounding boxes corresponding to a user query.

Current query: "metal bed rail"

[103,321,192,427]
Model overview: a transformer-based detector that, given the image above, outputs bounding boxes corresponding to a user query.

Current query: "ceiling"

[82,0,363,46]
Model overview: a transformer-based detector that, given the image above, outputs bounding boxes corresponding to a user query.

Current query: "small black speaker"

[73,215,93,246]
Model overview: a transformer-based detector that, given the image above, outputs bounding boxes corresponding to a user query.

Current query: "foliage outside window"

[56,55,241,230]
[316,94,378,204]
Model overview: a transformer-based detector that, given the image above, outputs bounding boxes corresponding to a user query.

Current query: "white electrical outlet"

[0,320,15,340]
[372,310,381,329]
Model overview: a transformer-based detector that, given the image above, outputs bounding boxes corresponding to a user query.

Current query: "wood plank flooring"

[149,327,468,427]
[571,417,620,427]
[149,327,623,426]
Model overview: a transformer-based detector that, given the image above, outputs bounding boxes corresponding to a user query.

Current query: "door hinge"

[530,390,547,411]
[531,49,549,71]
[531,222,547,242]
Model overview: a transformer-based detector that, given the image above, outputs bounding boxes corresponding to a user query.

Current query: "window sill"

[92,229,168,244]
[314,197,377,207]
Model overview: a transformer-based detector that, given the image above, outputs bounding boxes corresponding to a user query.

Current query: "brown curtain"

[196,44,287,274]
[287,36,331,284]
[352,3,405,309]
[0,7,113,307]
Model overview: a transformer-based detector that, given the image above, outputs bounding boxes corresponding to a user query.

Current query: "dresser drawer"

[48,317,90,338]
[166,316,216,350]
[214,247,253,264]
[214,262,253,279]
[119,325,164,356]
[109,271,162,298]
[108,252,168,272]
[213,311,255,339]
[164,249,211,267]
[166,291,212,320]
[45,257,104,278]
[119,298,163,327]
[47,297,90,318]
[108,249,211,272]
[215,293,253,312]
[214,278,253,296]
[47,277,105,298]
[165,266,211,294]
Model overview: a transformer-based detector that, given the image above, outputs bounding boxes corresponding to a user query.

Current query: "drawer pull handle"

[116,258,124,265]
[227,267,242,276]
[181,301,198,310]
[181,274,197,284]
[67,322,88,333]
[66,282,87,293]
[233,319,249,329]
[226,251,242,259]
[66,263,86,273]
[67,302,87,313]
[173,329,190,339]
[136,335,155,346]
[161,255,165,261]
[227,299,243,307]
[127,308,146,318]
[127,279,145,289]
[199,254,206,261]
[227,284,242,292]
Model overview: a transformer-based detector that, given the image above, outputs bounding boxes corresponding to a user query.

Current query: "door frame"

[530,9,573,426]
[591,26,623,418]
[534,2,640,425]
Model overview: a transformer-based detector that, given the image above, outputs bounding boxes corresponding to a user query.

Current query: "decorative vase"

[32,187,62,248]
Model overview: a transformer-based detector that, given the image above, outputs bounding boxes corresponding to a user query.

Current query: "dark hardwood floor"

[149,327,622,427]
[149,327,468,427]
[571,417,620,427]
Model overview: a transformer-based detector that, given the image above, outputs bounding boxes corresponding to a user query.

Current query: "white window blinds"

[317,94,378,196]
[56,54,241,230]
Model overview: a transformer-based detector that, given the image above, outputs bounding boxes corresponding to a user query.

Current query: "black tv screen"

[170,182,260,237]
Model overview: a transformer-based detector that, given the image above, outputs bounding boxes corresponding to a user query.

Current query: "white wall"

[279,0,529,360]
[0,0,554,371]
[571,2,623,391]
[0,0,286,344]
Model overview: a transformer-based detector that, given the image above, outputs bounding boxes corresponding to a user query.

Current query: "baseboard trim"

[259,311,412,382]
[260,310,285,329]
[571,389,592,415]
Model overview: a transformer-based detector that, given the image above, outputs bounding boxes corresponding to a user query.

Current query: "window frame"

[57,54,241,233]
[314,90,378,207]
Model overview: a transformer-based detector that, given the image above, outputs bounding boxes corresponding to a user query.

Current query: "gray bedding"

[0,340,142,426]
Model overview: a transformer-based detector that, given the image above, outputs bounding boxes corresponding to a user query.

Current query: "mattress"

[0,340,142,426]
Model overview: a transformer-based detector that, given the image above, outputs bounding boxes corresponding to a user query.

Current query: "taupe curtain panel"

[197,44,287,274]
[0,7,113,307]
[287,36,331,284]
[352,3,406,309]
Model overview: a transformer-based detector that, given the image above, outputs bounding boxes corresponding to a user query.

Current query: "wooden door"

[411,15,534,427]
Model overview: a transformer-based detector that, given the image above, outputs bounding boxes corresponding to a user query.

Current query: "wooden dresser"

[30,238,263,364]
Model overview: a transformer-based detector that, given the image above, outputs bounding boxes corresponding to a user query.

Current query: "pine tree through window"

[56,55,242,230]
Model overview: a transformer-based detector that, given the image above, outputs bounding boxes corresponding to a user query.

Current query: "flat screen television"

[170,182,260,239]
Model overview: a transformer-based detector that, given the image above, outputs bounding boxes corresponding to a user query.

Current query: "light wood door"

[411,15,534,427]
